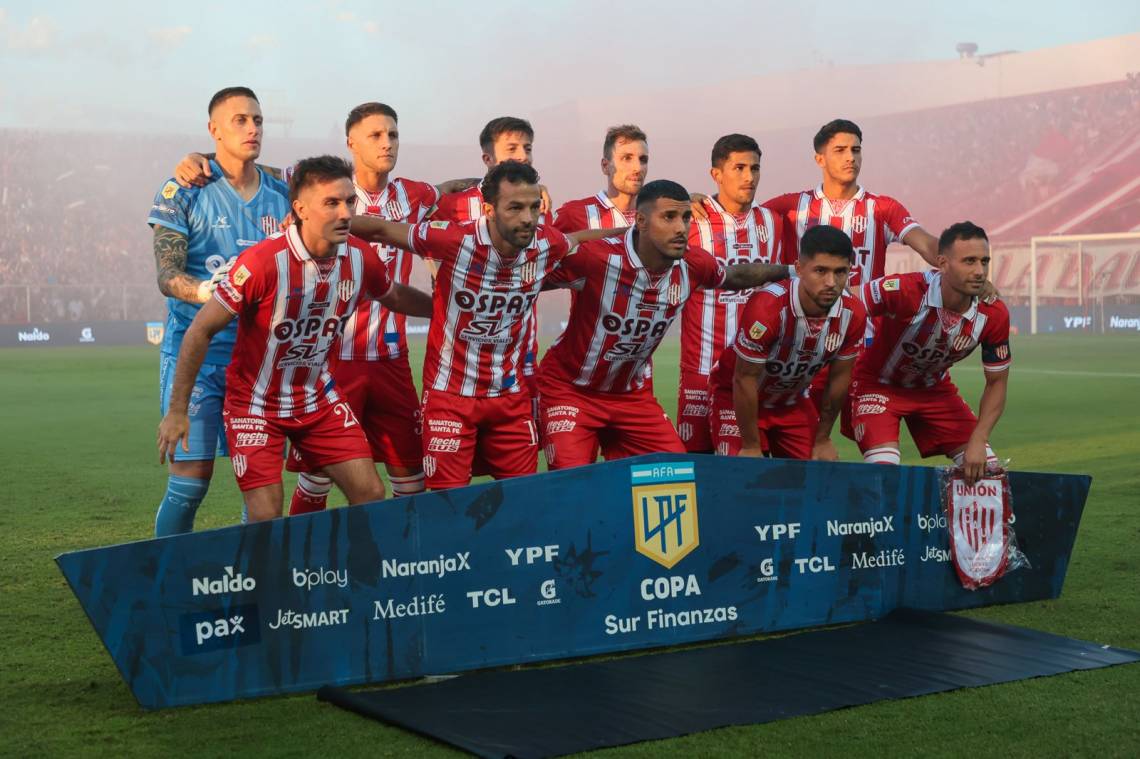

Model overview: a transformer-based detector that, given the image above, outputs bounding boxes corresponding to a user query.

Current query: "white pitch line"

[1013,368,1140,379]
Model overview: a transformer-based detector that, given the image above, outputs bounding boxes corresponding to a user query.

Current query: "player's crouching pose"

[846,222,1011,485]
[157,156,433,521]
[537,180,792,469]
[708,225,866,460]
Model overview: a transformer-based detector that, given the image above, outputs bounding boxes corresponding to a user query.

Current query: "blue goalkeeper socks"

[154,475,210,537]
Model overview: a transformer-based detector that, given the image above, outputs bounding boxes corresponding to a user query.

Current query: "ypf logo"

[631,461,699,569]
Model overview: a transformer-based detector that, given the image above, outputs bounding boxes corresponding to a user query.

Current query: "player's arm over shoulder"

[863,271,921,317]
[152,224,210,304]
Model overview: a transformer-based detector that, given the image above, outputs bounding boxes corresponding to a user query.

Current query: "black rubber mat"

[317,609,1139,758]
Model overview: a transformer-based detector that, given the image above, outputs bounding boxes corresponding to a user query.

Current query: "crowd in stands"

[2,77,1138,324]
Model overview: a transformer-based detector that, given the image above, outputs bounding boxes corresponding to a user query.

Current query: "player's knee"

[863,446,901,465]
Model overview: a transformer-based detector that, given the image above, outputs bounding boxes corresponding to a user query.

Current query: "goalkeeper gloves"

[197,256,237,302]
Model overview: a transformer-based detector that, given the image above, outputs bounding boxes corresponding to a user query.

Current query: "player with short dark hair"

[537,180,792,470]
[678,133,785,452]
[347,161,606,489]
[847,221,1011,485]
[433,116,553,436]
[708,225,866,460]
[147,86,290,536]
[157,156,433,521]
[286,102,441,515]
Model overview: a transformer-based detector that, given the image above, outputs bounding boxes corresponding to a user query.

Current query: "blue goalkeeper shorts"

[159,352,228,461]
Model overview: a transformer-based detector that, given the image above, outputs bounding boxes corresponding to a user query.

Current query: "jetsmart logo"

[192,566,257,596]
[827,516,894,539]
[17,328,50,342]
[381,552,471,579]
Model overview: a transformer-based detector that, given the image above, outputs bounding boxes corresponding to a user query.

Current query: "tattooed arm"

[154,225,210,304]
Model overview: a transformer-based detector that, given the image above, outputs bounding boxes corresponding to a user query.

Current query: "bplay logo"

[179,604,261,654]
[292,567,348,590]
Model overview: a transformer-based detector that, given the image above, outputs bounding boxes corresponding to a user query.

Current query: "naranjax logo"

[381,552,471,579]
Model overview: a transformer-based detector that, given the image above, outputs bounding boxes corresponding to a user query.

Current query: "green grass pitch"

[1,336,1138,757]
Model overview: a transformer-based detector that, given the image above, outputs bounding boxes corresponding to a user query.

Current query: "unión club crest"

[824,329,843,352]
[337,280,355,303]
[946,475,1011,589]
[952,333,974,352]
[852,215,867,234]
[631,461,699,569]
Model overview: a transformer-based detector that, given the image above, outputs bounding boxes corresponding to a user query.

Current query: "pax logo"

[179,604,261,654]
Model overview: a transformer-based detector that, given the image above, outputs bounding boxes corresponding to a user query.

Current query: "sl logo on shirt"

[631,461,699,569]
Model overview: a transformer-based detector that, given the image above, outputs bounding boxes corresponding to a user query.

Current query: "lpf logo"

[631,461,699,569]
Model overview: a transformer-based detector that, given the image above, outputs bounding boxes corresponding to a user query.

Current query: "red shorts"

[676,368,714,453]
[708,388,818,459]
[420,388,538,490]
[538,376,684,470]
[286,355,422,473]
[224,401,372,492]
[845,378,977,458]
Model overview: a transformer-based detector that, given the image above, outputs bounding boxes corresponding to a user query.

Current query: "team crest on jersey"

[749,322,768,341]
[757,225,768,244]
[232,265,251,286]
[386,200,404,219]
[161,181,179,200]
[824,330,843,353]
[260,215,280,236]
[995,344,1009,360]
[881,278,900,292]
[852,215,867,234]
[519,260,538,286]
[337,280,355,303]
[631,462,699,569]
[422,455,437,478]
[667,284,682,306]
[952,333,974,352]
[232,454,248,478]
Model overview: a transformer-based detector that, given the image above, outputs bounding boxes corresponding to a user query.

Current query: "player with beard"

[157,156,433,521]
[537,180,793,470]
[679,134,785,453]
[432,116,552,429]
[347,161,609,489]
[553,124,647,232]
[846,222,1010,485]
[707,225,865,460]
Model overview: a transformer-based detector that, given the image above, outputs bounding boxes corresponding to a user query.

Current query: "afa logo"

[631,461,699,569]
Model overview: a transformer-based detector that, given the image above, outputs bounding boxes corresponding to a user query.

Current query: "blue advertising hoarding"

[56,454,1090,709]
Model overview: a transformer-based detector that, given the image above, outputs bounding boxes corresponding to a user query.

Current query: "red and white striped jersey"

[433,185,485,224]
[433,185,550,380]
[682,196,786,375]
[711,279,865,407]
[553,192,636,233]
[407,218,572,397]
[338,177,438,362]
[856,271,1012,388]
[761,185,921,288]
[214,226,394,418]
[541,228,726,394]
